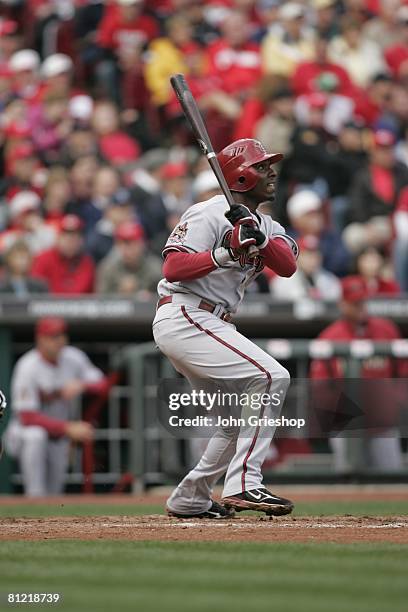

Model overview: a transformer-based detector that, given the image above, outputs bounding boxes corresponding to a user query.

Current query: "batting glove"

[240,226,269,249]
[225,204,254,227]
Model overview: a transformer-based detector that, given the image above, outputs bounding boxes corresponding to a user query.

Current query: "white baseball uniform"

[5,346,103,496]
[153,195,292,515]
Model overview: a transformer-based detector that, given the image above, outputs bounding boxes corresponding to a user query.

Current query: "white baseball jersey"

[157,195,287,312]
[11,346,103,420]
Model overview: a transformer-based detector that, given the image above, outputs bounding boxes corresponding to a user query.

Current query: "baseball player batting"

[153,137,299,518]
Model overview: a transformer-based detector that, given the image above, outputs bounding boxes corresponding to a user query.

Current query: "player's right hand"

[65,420,94,442]
[228,223,257,257]
[225,204,254,227]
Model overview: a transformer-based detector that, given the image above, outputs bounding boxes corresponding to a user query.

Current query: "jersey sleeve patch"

[167,222,188,245]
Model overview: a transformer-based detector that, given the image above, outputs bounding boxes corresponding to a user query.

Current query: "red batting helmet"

[217,139,283,193]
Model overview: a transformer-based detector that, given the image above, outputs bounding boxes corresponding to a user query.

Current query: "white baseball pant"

[153,296,290,515]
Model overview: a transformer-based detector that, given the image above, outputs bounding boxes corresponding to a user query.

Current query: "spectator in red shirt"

[96,0,159,105]
[310,275,406,472]
[31,214,95,294]
[205,10,261,97]
[291,36,355,98]
[91,101,140,167]
[384,6,408,78]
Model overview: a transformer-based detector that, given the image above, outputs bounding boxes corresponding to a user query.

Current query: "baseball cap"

[0,19,18,36]
[9,49,40,73]
[115,222,145,242]
[36,317,67,337]
[192,170,220,197]
[278,2,304,20]
[9,191,41,219]
[287,190,322,221]
[341,276,369,303]
[297,234,320,252]
[161,161,188,180]
[60,214,84,233]
[69,95,94,121]
[41,53,73,79]
[373,129,396,147]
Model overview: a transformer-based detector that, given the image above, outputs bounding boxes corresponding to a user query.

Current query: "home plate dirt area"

[1,514,408,544]
[1,488,408,544]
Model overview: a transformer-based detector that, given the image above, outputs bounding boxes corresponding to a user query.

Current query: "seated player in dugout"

[153,138,299,518]
[4,317,108,496]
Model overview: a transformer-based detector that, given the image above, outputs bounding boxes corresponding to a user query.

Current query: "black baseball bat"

[170,73,258,257]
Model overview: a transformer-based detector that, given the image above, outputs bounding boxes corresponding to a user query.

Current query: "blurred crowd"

[0,0,408,300]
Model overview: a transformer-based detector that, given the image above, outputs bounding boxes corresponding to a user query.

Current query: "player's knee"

[261,363,290,386]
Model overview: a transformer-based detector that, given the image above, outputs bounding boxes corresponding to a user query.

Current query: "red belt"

[157,295,232,322]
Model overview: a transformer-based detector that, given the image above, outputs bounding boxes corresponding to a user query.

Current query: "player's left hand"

[240,226,269,249]
[225,204,254,227]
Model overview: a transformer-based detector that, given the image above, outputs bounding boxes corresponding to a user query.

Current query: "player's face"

[340,299,368,324]
[250,160,278,204]
[38,333,67,361]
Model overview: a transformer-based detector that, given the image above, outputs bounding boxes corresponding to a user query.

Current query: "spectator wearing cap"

[310,275,407,473]
[0,191,56,255]
[9,49,42,104]
[286,189,350,277]
[192,170,222,202]
[354,246,400,297]
[41,54,74,99]
[261,2,315,78]
[0,239,48,295]
[205,10,261,97]
[31,215,95,294]
[345,129,408,253]
[328,15,387,88]
[3,317,106,496]
[271,234,341,301]
[86,188,136,262]
[96,0,159,106]
[254,85,295,156]
[384,6,408,79]
[252,0,281,43]
[96,221,162,296]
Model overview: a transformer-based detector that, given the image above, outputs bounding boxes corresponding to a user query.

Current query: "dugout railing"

[113,339,408,491]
